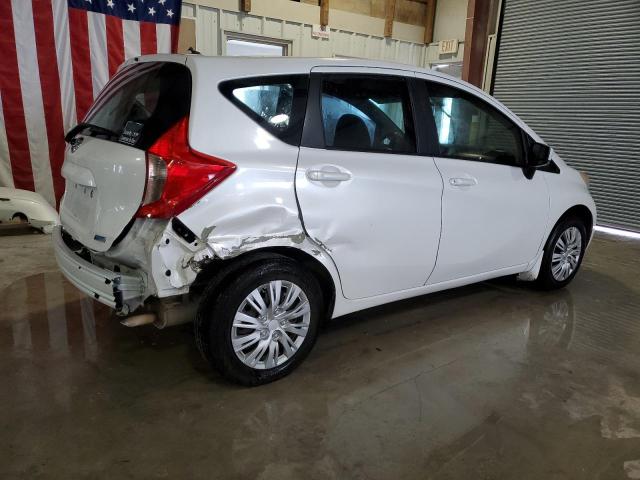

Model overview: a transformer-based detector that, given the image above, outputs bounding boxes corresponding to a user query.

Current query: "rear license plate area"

[66,183,98,224]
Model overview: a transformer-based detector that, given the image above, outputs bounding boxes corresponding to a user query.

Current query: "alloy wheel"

[231,280,311,370]
[551,226,582,282]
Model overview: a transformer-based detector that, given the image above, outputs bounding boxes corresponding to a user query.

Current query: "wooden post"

[384,0,397,38]
[462,0,491,87]
[320,0,330,27]
[424,0,437,44]
[240,0,251,13]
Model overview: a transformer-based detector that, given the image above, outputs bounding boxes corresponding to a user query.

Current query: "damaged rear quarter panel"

[149,138,316,295]
[176,59,312,263]
[177,58,313,260]
[160,61,342,307]
[176,158,306,260]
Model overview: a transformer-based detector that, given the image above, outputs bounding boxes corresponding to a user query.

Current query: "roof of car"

[134,53,443,77]
[190,55,417,70]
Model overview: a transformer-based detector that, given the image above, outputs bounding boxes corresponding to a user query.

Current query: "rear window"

[84,62,191,150]
[219,75,308,146]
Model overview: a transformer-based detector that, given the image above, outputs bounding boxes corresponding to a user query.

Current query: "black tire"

[536,217,587,290]
[195,258,322,386]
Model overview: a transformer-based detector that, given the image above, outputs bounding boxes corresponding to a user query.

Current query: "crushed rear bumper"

[52,225,146,313]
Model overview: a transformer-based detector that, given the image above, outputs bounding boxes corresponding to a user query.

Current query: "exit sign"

[438,39,459,55]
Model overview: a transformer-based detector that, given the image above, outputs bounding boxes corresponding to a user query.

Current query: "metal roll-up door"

[492,0,640,230]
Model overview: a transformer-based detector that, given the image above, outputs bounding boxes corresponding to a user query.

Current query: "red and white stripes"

[0,0,179,207]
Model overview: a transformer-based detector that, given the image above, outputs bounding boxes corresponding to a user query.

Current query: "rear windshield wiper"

[65,123,119,142]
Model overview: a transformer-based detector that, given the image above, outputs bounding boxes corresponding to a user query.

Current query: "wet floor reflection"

[5,272,99,360]
[1,236,640,479]
[2,264,638,369]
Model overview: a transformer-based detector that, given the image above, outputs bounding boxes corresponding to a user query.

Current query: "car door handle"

[306,169,351,182]
[449,177,478,187]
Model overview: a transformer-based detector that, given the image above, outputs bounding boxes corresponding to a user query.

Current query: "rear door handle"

[306,169,351,183]
[449,177,478,187]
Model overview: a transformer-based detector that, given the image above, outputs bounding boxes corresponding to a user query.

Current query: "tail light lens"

[135,116,236,219]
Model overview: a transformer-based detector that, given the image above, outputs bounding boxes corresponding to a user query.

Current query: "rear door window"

[319,75,416,154]
[220,75,309,146]
[83,62,191,150]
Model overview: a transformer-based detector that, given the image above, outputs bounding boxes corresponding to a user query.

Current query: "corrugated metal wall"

[492,0,640,230]
[181,3,463,68]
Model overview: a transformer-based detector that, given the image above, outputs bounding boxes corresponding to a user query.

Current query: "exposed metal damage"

[206,231,306,258]
[155,229,214,290]
[155,205,311,290]
[198,205,306,259]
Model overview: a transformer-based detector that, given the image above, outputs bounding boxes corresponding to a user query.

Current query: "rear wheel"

[195,259,322,386]
[536,217,587,290]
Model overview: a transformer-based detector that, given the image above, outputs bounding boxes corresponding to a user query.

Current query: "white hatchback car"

[54,55,596,385]
[0,187,59,233]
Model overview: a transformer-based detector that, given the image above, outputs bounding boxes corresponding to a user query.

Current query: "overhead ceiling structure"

[306,0,437,41]
[492,0,640,231]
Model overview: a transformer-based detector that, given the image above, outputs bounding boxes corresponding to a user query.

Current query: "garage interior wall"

[492,0,640,231]
[180,0,466,68]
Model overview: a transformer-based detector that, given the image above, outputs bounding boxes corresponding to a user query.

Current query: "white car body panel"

[171,56,345,300]
[178,54,305,260]
[331,263,527,318]
[0,187,59,233]
[59,137,146,251]
[52,55,596,322]
[294,65,443,300]
[296,146,443,299]
[428,158,549,284]
[543,151,597,238]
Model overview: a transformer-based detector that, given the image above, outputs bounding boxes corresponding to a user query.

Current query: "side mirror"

[523,141,551,179]
[529,142,551,168]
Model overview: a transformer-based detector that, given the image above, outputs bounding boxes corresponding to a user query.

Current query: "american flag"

[0,0,182,207]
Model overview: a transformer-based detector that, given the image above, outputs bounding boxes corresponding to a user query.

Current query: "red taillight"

[135,116,236,219]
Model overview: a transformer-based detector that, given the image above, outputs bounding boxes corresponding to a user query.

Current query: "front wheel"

[536,217,587,290]
[195,259,322,386]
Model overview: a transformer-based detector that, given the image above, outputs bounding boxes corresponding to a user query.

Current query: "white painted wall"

[181,0,465,68]
[433,0,468,42]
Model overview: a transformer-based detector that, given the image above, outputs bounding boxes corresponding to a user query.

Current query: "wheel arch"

[11,212,28,222]
[521,203,595,283]
[555,204,594,240]
[541,204,594,258]
[192,247,337,322]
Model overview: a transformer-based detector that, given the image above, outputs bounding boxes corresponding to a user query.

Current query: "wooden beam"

[462,0,491,87]
[320,0,330,27]
[424,0,436,43]
[384,0,397,38]
[240,0,251,13]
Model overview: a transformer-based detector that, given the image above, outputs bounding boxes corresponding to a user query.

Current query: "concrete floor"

[1,227,640,479]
